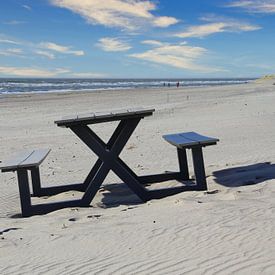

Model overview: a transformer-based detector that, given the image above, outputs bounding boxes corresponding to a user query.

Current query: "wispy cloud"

[22,4,32,11]
[0,48,23,56]
[130,41,223,72]
[50,0,179,31]
[97,37,131,52]
[1,35,84,59]
[72,72,107,78]
[35,50,55,59]
[4,20,26,25]
[175,17,260,38]
[0,38,21,45]
[141,40,164,46]
[153,16,179,28]
[0,66,69,77]
[40,42,84,56]
[227,0,275,13]
[0,66,107,78]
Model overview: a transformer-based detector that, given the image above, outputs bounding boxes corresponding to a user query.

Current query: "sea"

[0,78,255,95]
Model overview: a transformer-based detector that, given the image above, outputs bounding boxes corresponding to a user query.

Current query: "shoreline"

[0,81,256,100]
[0,78,255,98]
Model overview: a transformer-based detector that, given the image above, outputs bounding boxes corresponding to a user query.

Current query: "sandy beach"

[0,82,274,274]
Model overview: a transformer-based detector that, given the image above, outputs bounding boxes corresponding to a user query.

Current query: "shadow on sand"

[101,162,275,207]
[9,162,275,216]
[213,162,275,187]
[100,183,143,208]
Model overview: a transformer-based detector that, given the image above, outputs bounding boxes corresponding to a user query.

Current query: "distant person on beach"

[168,83,170,87]
[163,82,166,86]
[176,82,179,88]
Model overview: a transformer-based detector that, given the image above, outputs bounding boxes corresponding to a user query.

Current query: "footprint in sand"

[68,218,78,222]
[0,228,21,235]
[87,214,102,219]
[121,206,138,212]
[205,190,220,195]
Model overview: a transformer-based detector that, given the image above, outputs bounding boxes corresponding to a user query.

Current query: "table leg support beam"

[138,172,182,184]
[31,183,86,197]
[24,199,85,217]
[148,185,201,200]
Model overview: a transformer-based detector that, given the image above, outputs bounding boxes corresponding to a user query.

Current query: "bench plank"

[180,132,219,145]
[1,150,33,171]
[163,134,199,147]
[20,149,51,168]
[1,149,50,172]
[163,132,219,149]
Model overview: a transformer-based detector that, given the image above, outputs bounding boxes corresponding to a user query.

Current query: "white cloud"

[153,16,179,27]
[142,40,164,46]
[50,0,179,31]
[4,20,26,25]
[6,48,23,54]
[0,66,107,78]
[72,72,107,78]
[0,48,23,56]
[0,66,69,77]
[35,50,55,59]
[0,36,84,58]
[55,68,71,74]
[22,5,32,11]
[175,20,260,38]
[97,37,131,52]
[0,38,20,45]
[227,0,275,13]
[130,41,223,72]
[40,42,84,56]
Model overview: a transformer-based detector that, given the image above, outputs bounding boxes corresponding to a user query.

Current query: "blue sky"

[0,0,274,78]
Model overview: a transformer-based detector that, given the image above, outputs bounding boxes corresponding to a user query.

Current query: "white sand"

[0,82,274,274]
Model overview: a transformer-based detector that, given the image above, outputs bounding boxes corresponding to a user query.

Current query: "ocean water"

[0,78,255,95]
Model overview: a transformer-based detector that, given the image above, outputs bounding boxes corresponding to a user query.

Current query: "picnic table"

[1,107,218,217]
[54,108,190,205]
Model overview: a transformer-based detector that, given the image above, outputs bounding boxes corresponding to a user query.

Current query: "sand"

[0,82,274,274]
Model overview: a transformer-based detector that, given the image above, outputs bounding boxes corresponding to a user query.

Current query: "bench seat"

[1,149,51,172]
[163,132,219,149]
[1,149,87,217]
[1,149,51,217]
[163,131,219,190]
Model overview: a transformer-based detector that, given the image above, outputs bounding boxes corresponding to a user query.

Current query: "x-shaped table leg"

[70,118,149,205]
[81,119,130,189]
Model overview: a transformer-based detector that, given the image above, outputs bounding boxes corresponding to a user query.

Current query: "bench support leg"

[16,168,85,217]
[17,169,32,217]
[30,167,42,196]
[191,147,207,190]
[177,148,189,180]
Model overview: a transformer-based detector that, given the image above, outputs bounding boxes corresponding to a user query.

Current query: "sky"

[0,0,275,78]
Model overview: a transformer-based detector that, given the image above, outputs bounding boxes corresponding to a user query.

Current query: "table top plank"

[55,107,155,127]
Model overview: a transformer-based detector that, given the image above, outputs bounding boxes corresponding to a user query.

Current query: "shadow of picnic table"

[213,162,275,187]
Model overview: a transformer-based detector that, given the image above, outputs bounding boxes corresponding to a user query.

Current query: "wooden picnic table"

[54,108,155,205]
[1,107,218,217]
[53,107,191,206]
